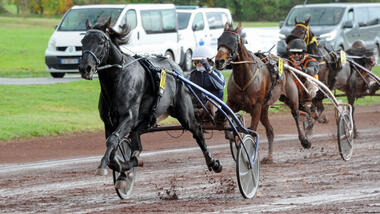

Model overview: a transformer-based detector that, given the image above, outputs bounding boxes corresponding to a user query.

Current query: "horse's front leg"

[312,92,328,123]
[347,91,358,138]
[102,109,142,172]
[174,93,222,173]
[96,94,114,176]
[284,79,311,149]
[259,105,274,164]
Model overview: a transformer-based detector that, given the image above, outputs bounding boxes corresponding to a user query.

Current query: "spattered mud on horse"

[79,18,260,199]
[79,17,222,179]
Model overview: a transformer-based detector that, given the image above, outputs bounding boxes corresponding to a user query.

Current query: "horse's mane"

[91,18,131,47]
[109,24,131,47]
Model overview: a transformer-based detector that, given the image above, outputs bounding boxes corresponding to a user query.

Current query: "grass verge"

[0,79,102,141]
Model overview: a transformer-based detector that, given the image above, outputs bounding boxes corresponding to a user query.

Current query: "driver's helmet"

[192,46,215,63]
[352,40,366,49]
[288,39,307,53]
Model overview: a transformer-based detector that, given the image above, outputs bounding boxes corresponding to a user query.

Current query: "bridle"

[295,23,318,46]
[82,29,111,69]
[82,29,141,71]
[217,30,241,65]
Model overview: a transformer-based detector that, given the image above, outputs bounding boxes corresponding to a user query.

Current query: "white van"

[45,4,180,78]
[176,6,232,71]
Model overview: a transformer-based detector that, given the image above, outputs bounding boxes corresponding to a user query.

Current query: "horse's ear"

[235,22,242,33]
[294,17,298,24]
[305,16,311,26]
[106,17,112,28]
[224,22,229,31]
[86,19,92,30]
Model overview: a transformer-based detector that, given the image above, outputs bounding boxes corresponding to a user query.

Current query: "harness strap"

[232,67,259,91]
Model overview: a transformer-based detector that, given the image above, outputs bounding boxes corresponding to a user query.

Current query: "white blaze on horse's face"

[215,46,231,70]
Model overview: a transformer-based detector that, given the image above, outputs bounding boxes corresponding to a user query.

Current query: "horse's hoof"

[115,180,127,190]
[95,168,108,176]
[301,139,311,149]
[353,131,359,139]
[137,158,144,167]
[318,115,328,124]
[261,157,273,164]
[208,160,223,173]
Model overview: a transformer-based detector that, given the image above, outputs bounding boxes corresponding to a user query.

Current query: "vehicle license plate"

[60,58,79,64]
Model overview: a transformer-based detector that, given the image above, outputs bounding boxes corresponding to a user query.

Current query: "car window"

[356,8,369,27]
[346,9,354,23]
[119,9,137,29]
[192,13,204,31]
[126,10,137,29]
[286,7,345,26]
[368,7,380,26]
[141,9,176,34]
[162,9,177,31]
[177,12,191,30]
[59,8,123,31]
[206,12,227,29]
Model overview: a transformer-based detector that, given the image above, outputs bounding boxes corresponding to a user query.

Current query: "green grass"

[240,21,278,28]
[0,80,102,141]
[0,16,60,77]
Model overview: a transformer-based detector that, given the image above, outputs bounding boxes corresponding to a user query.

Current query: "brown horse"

[215,23,310,163]
[288,17,378,137]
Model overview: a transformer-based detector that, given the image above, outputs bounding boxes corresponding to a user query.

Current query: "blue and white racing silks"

[208,68,225,91]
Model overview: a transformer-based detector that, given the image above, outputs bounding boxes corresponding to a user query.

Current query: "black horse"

[78,18,222,188]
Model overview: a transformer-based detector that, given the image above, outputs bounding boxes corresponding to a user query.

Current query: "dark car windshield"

[177,12,191,30]
[286,7,345,26]
[59,8,123,31]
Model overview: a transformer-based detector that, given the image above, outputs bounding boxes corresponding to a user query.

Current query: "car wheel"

[50,72,65,78]
[183,49,193,71]
[164,50,174,61]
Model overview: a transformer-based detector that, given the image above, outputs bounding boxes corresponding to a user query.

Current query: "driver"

[287,39,319,100]
[188,46,225,103]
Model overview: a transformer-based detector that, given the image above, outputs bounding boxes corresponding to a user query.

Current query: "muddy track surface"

[0,105,379,213]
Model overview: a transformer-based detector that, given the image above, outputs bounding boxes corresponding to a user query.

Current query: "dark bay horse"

[288,18,377,137]
[215,23,310,163]
[78,18,222,187]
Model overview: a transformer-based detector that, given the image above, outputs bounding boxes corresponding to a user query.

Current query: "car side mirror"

[279,21,284,28]
[119,24,127,29]
[192,24,198,31]
[343,21,353,28]
[54,24,58,30]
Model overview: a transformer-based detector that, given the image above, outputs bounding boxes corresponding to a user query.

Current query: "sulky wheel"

[299,111,314,142]
[228,113,245,161]
[113,138,136,199]
[236,135,260,199]
[337,110,354,161]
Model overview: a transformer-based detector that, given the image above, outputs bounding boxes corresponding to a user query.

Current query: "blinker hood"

[218,32,238,53]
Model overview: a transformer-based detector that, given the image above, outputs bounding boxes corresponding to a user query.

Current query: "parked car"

[45,4,180,78]
[277,3,380,63]
[176,6,232,71]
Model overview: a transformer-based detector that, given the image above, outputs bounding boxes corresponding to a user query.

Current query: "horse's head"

[79,18,112,80]
[286,17,311,44]
[215,22,243,70]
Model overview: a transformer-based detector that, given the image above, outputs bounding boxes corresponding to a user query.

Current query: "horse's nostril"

[86,65,92,73]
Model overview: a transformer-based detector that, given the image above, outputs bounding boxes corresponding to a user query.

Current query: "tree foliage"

[3,0,380,21]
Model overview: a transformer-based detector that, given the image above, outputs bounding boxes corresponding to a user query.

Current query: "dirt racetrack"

[0,105,379,213]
